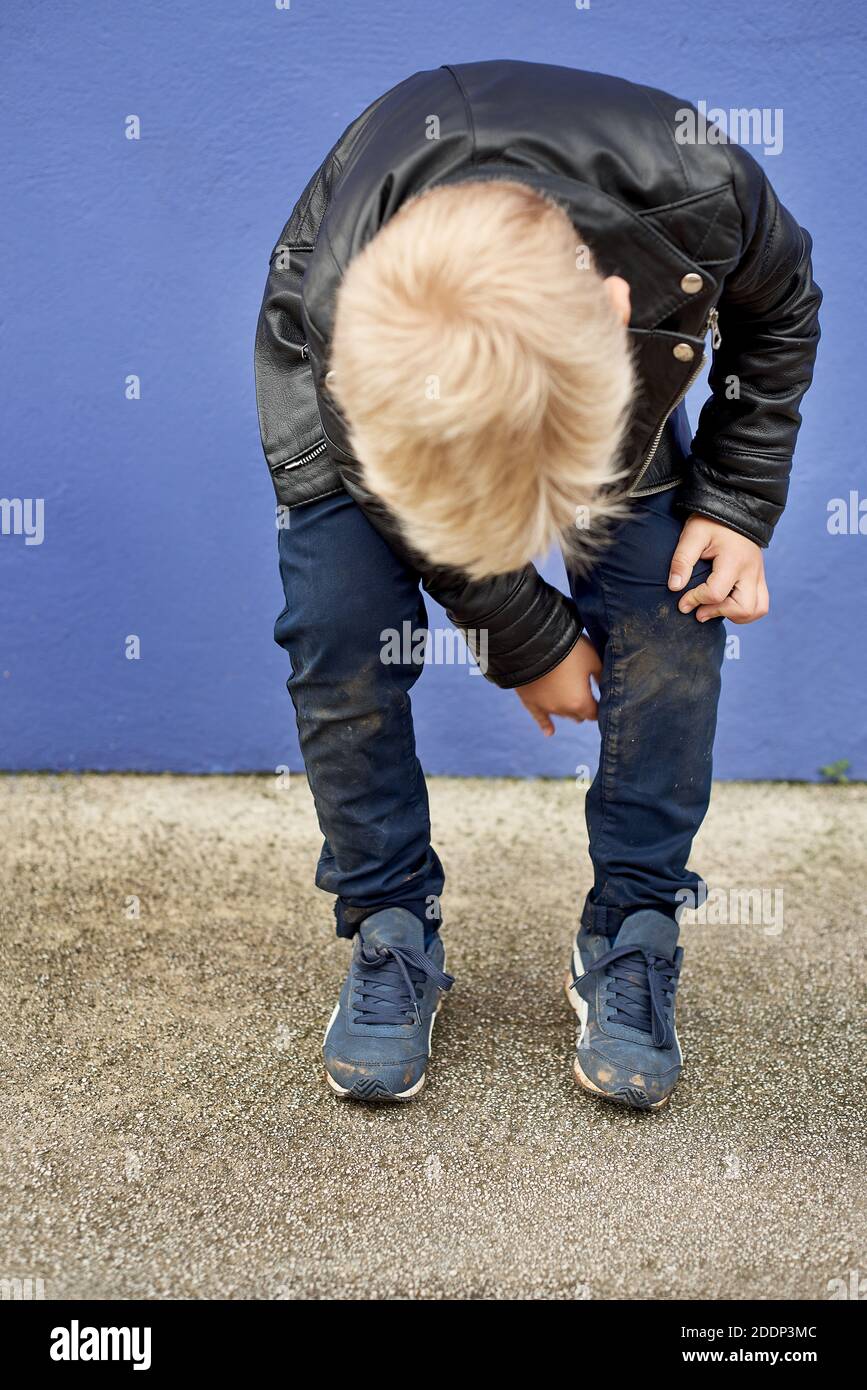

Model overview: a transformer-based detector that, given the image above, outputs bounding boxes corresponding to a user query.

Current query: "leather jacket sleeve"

[426,566,582,690]
[257,143,584,689]
[327,447,583,690]
[683,148,822,545]
[257,177,583,688]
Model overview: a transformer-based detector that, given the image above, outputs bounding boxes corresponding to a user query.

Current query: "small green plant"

[819,759,851,784]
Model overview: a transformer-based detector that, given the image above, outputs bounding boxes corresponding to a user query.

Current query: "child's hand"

[668,514,770,623]
[516,635,602,736]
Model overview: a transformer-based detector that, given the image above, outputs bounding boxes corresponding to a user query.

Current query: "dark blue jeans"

[274,485,725,939]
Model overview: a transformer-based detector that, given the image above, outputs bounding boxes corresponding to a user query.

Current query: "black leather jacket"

[255,61,821,687]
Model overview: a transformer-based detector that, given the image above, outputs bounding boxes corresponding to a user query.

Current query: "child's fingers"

[576,690,599,722]
[697,578,766,624]
[695,598,738,623]
[558,692,598,724]
[677,562,738,614]
[526,705,555,736]
[668,529,707,592]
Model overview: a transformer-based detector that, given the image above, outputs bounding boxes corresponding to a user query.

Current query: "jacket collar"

[432,162,719,332]
[307,160,718,475]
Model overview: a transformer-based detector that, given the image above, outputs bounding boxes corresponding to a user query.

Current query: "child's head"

[329,180,634,579]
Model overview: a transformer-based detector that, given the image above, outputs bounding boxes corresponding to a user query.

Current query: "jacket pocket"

[270,433,344,509]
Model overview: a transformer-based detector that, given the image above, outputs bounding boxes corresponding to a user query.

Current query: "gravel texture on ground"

[0,773,864,1301]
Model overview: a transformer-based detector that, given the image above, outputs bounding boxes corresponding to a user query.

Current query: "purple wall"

[1,0,863,778]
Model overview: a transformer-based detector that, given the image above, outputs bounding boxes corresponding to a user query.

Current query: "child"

[255,61,820,1109]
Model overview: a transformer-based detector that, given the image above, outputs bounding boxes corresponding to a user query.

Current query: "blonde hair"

[329,180,634,579]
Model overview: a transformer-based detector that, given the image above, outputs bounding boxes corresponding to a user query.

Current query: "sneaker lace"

[571,944,678,1049]
[353,943,454,1026]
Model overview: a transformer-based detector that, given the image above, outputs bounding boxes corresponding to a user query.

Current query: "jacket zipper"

[276,341,322,471]
[630,306,722,492]
[279,439,328,473]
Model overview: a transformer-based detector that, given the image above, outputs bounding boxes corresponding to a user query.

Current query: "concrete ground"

[0,773,864,1301]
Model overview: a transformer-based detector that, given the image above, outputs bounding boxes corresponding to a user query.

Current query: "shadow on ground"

[0,774,864,1300]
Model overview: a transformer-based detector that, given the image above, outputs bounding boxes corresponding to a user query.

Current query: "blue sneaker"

[566,909,683,1111]
[323,908,454,1102]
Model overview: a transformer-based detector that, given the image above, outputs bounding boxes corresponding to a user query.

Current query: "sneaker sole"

[563,972,671,1113]
[324,996,444,1104]
[325,1070,426,1103]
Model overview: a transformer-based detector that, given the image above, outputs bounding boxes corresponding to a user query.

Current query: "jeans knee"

[610,598,724,712]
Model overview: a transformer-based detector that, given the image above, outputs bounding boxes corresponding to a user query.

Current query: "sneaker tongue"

[360,908,425,954]
[614,910,679,960]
